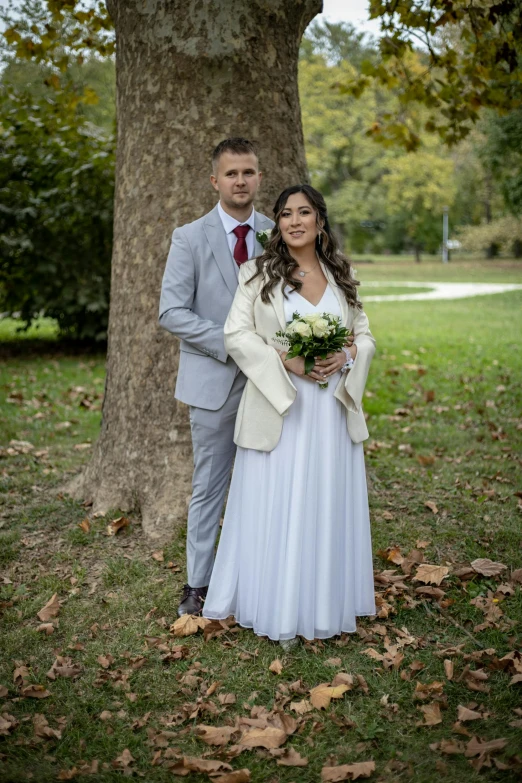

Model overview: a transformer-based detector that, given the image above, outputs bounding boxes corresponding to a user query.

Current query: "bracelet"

[341,347,354,374]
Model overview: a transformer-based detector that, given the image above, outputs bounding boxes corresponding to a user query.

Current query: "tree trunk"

[66,0,321,541]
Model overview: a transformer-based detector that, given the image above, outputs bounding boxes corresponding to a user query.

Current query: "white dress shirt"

[218,201,256,260]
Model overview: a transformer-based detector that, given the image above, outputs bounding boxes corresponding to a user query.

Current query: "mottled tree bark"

[67,0,322,540]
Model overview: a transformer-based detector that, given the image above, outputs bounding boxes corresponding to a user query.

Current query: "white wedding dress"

[203,284,376,641]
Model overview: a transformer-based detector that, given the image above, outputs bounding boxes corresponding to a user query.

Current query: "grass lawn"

[0,261,521,782]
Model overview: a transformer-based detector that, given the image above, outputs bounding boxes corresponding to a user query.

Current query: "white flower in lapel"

[256,229,272,248]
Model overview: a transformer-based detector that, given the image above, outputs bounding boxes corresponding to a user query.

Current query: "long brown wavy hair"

[248,184,361,309]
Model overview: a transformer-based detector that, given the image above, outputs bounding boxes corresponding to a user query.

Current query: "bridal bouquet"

[275,311,351,389]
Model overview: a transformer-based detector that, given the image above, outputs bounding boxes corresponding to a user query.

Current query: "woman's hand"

[279,352,322,382]
[313,345,357,379]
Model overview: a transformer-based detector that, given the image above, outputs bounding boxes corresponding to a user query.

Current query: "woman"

[203,184,376,643]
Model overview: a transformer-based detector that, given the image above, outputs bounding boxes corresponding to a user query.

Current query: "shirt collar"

[218,201,255,235]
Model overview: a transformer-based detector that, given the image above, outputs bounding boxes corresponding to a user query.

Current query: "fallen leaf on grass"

[37,593,60,622]
[444,660,454,680]
[106,517,130,536]
[270,747,308,766]
[0,712,18,736]
[21,684,51,699]
[414,681,444,700]
[239,726,287,749]
[97,654,114,669]
[321,760,376,781]
[310,683,350,710]
[509,673,522,686]
[290,699,313,714]
[417,702,443,726]
[112,748,134,770]
[168,756,233,775]
[464,736,507,757]
[418,455,435,466]
[151,551,164,562]
[424,500,438,514]
[47,656,82,680]
[195,725,239,746]
[78,518,90,533]
[413,564,449,586]
[0,685,8,698]
[457,706,482,722]
[331,673,354,688]
[415,586,446,599]
[470,558,507,577]
[269,659,283,675]
[170,614,210,638]
[37,623,55,635]
[211,770,251,783]
[218,693,237,706]
[33,713,63,740]
[326,657,342,667]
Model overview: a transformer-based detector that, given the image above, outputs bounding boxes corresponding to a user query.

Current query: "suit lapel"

[268,282,288,332]
[203,206,238,296]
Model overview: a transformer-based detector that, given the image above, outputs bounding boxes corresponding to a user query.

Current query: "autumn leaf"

[78,518,90,533]
[212,771,251,783]
[413,564,449,586]
[106,516,130,536]
[151,550,164,562]
[424,501,438,514]
[47,656,82,680]
[331,673,354,688]
[112,748,134,769]
[415,586,446,599]
[170,614,210,637]
[21,684,51,699]
[444,660,454,680]
[195,725,239,746]
[457,705,482,721]
[239,726,287,749]
[97,654,114,669]
[310,683,350,710]
[270,747,309,766]
[414,681,444,700]
[418,455,435,466]
[321,760,376,781]
[33,713,63,740]
[0,685,8,698]
[464,736,507,757]
[269,659,283,675]
[470,558,507,577]
[290,699,313,714]
[37,593,60,622]
[37,623,55,635]
[417,702,443,726]
[218,692,237,706]
[0,712,18,736]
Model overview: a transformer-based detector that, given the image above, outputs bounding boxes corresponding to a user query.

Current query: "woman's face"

[279,193,319,251]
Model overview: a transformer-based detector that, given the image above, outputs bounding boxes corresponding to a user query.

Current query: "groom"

[159,138,274,616]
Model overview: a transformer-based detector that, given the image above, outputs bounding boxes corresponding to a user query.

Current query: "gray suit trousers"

[187,371,246,587]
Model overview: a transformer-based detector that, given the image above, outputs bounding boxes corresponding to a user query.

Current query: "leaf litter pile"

[1,335,522,781]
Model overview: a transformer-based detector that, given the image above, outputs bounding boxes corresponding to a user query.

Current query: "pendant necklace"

[297,261,318,278]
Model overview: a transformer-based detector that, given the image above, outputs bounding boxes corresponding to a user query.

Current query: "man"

[159,138,274,616]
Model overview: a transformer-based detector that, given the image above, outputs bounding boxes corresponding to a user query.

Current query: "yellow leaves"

[106,516,130,536]
[413,564,449,586]
[78,518,90,533]
[290,699,313,714]
[321,760,376,781]
[37,593,60,622]
[309,683,350,710]
[170,614,210,637]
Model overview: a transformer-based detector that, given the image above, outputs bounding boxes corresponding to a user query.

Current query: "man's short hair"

[212,137,259,170]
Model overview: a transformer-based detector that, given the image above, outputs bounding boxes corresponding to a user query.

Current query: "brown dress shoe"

[178,584,208,617]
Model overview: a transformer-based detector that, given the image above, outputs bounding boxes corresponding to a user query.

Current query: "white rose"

[302,313,321,325]
[312,318,329,337]
[293,321,312,338]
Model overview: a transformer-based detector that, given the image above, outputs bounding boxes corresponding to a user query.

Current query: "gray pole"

[442,206,449,263]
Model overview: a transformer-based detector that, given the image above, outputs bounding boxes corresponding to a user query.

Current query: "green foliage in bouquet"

[275,311,350,383]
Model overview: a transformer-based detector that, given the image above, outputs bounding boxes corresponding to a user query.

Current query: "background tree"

[63,0,320,539]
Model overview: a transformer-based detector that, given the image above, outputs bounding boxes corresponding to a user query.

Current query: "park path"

[362,281,522,302]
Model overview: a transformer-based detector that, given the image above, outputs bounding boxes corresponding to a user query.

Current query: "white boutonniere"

[256,229,272,248]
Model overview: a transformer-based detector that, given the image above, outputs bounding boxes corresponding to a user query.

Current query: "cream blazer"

[224,259,376,452]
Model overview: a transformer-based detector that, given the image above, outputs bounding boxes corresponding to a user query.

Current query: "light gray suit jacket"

[159,204,274,410]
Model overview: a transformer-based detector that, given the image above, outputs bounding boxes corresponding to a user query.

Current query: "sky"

[0,0,382,37]
[319,0,381,37]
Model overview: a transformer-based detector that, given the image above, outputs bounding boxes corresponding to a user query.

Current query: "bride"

[203,184,376,643]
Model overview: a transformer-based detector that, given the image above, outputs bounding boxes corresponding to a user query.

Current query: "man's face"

[210,151,262,211]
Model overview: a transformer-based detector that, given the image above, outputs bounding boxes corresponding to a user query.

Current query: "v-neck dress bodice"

[203,284,375,641]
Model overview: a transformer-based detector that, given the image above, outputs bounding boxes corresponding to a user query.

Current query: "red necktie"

[232,225,251,266]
